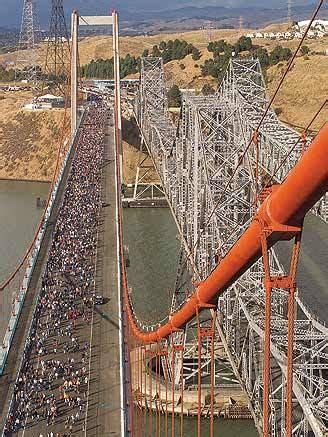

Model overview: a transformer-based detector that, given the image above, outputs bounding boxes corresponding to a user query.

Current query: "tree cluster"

[150,39,201,64]
[167,84,182,107]
[202,36,293,83]
[81,54,139,79]
[0,66,15,81]
[208,36,253,58]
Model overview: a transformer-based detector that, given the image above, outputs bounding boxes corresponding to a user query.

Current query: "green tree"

[152,45,161,57]
[300,45,310,56]
[142,49,149,58]
[234,36,252,54]
[201,54,230,83]
[167,85,181,107]
[159,41,167,51]
[269,45,292,65]
[255,47,270,68]
[192,47,201,61]
[202,84,215,95]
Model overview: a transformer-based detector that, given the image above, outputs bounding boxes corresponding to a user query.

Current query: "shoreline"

[0,177,51,184]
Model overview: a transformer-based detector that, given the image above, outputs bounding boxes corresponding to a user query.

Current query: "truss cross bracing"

[130,57,328,436]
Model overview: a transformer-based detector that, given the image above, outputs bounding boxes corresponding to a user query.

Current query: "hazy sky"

[0,0,316,26]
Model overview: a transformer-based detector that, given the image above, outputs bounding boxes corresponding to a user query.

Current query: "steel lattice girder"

[132,57,328,436]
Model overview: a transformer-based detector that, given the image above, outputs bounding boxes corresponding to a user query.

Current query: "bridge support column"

[259,214,302,437]
[112,11,122,177]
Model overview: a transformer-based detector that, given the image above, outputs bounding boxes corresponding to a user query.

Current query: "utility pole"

[239,15,244,31]
[45,0,70,91]
[16,0,39,81]
[287,0,292,23]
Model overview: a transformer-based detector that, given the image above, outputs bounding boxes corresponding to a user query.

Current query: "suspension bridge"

[0,7,327,437]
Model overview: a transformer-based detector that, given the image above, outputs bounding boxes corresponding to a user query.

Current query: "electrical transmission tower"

[16,0,39,81]
[239,15,244,30]
[287,0,293,23]
[44,0,70,90]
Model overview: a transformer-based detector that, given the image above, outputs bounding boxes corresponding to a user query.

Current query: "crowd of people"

[4,103,108,436]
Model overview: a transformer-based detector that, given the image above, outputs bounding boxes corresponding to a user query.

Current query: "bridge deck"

[85,109,123,435]
[0,108,123,436]
[0,123,82,433]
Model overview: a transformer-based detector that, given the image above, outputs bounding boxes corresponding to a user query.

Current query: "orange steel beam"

[125,124,328,343]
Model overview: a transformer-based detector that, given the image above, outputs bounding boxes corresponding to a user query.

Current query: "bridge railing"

[0,109,86,375]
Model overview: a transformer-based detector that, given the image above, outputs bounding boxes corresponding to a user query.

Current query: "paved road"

[85,109,123,436]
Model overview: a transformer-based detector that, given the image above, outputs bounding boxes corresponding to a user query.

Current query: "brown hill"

[0,91,68,181]
[0,27,327,183]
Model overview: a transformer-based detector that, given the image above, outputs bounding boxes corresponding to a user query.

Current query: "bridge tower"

[16,0,39,81]
[44,0,70,90]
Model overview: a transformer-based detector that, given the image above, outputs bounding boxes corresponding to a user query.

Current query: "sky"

[0,0,316,27]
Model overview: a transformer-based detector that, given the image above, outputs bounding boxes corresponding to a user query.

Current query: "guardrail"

[0,109,86,376]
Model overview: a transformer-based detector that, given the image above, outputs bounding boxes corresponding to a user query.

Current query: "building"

[37,94,65,108]
[297,19,328,32]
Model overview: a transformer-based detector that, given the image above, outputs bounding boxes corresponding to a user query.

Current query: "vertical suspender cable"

[165,348,168,437]
[210,312,217,437]
[180,346,184,437]
[172,347,176,437]
[149,348,153,436]
[197,309,202,437]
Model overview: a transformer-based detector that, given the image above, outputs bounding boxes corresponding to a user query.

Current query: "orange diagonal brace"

[125,124,328,343]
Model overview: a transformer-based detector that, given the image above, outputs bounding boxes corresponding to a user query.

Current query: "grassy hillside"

[0,91,68,181]
[0,25,327,183]
[74,28,328,131]
[267,55,328,132]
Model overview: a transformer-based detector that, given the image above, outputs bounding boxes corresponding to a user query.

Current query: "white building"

[38,94,65,107]
[297,19,328,32]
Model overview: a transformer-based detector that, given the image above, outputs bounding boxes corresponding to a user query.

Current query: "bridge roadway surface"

[0,109,123,436]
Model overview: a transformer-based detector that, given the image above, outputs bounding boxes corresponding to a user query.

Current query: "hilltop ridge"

[0,26,327,182]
